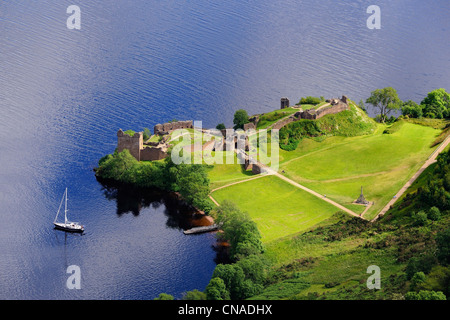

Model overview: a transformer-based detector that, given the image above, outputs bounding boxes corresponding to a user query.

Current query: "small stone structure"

[117,130,144,161]
[116,96,349,165]
[280,97,290,109]
[243,122,256,131]
[118,120,195,161]
[301,96,349,120]
[270,96,349,129]
[117,129,168,161]
[355,186,369,205]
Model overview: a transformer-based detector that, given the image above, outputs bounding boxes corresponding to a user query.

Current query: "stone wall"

[140,146,168,161]
[315,98,348,119]
[271,115,296,130]
[154,120,193,135]
[243,122,256,131]
[273,96,349,128]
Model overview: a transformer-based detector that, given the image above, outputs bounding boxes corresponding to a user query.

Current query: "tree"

[298,96,322,105]
[235,254,268,286]
[216,123,226,130]
[412,210,428,226]
[428,206,441,221]
[436,228,450,266]
[366,87,402,123]
[421,88,450,119]
[175,164,211,212]
[401,100,423,118]
[358,99,367,113]
[213,201,264,260]
[212,264,246,299]
[211,262,264,299]
[405,255,437,280]
[233,109,249,130]
[205,277,229,300]
[154,293,174,300]
[410,272,426,291]
[96,149,139,182]
[143,127,151,141]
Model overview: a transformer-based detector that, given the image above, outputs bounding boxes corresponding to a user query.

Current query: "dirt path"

[208,129,450,223]
[208,195,220,206]
[210,174,267,193]
[266,168,363,219]
[371,134,450,222]
[209,147,363,218]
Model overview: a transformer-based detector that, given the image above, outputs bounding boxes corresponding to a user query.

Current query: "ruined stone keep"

[280,97,290,109]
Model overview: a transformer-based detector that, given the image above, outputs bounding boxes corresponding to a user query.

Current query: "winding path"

[265,167,363,219]
[209,130,450,223]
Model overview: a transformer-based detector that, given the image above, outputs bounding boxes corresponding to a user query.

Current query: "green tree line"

[95,149,212,212]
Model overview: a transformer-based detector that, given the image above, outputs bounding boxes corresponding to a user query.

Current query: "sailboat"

[53,188,84,233]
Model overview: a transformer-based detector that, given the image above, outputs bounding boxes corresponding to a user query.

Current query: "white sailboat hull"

[53,221,84,233]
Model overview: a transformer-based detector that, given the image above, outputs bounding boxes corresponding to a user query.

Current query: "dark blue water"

[1,0,449,299]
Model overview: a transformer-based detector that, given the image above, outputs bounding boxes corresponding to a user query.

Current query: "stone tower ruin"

[117,129,143,161]
[280,97,290,109]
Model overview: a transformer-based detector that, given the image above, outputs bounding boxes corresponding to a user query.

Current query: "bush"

[96,151,212,212]
[143,128,151,141]
[216,123,226,130]
[154,293,174,300]
[405,290,446,300]
[205,277,229,300]
[428,206,441,221]
[412,211,428,226]
[436,228,450,266]
[298,96,322,105]
[213,201,264,261]
[405,255,437,279]
[410,272,426,291]
[279,120,322,151]
[401,100,423,118]
[123,129,136,137]
[182,289,206,300]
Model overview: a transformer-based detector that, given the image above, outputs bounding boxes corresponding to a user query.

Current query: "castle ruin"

[117,120,194,161]
[116,96,349,164]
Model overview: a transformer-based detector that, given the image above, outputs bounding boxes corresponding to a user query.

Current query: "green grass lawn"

[204,151,253,190]
[279,122,441,220]
[211,175,341,243]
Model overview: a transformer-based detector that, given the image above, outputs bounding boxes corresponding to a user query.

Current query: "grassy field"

[279,121,441,220]
[207,119,443,240]
[211,175,341,243]
[204,151,253,190]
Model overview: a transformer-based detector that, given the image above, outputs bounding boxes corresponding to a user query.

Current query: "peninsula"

[96,87,450,300]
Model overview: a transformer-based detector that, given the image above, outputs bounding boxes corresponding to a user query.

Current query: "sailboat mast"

[54,190,65,223]
[64,188,68,224]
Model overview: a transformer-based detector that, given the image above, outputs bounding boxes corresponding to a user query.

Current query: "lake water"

[0,0,449,299]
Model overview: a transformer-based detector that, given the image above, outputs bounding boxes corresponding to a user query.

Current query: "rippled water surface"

[0,0,449,299]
